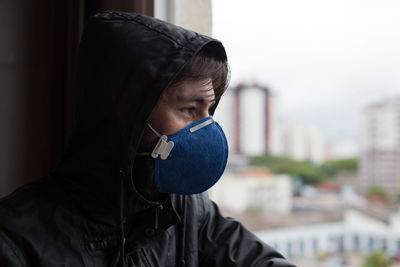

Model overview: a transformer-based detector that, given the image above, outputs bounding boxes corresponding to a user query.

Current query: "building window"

[396,239,400,253]
[353,234,360,251]
[313,238,318,253]
[299,239,305,254]
[338,235,344,253]
[287,241,293,257]
[369,236,375,251]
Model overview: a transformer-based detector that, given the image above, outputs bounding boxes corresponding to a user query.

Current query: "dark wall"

[0,0,82,197]
[0,0,154,197]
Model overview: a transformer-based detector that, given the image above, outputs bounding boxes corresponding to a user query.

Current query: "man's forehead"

[163,79,215,102]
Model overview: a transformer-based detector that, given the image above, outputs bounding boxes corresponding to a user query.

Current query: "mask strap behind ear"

[136,123,174,160]
[136,123,160,157]
[147,123,161,138]
[136,152,151,156]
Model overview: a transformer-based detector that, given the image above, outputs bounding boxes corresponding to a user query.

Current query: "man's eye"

[181,107,195,114]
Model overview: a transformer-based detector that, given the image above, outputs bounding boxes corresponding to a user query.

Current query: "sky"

[212,0,400,142]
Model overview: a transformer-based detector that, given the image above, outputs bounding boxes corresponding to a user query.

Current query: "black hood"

[55,11,227,218]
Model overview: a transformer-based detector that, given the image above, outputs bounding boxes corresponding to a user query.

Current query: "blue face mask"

[139,116,228,195]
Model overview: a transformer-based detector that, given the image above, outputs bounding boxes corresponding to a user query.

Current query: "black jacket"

[0,12,296,267]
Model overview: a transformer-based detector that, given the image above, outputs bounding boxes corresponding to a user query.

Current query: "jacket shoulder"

[0,177,61,227]
[0,229,25,266]
[0,178,61,266]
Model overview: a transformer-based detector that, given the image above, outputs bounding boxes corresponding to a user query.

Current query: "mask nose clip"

[151,135,174,160]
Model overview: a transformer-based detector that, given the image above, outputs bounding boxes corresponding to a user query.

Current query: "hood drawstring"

[110,250,120,267]
[110,170,127,267]
[155,205,160,230]
[119,170,127,266]
[179,195,187,267]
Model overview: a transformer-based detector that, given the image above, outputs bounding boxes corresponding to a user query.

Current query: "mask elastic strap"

[146,123,161,138]
[136,123,174,160]
[136,152,151,156]
[136,123,160,157]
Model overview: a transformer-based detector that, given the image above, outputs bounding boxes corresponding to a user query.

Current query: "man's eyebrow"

[176,94,216,104]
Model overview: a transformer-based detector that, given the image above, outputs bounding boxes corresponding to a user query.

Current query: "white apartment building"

[214,83,325,162]
[360,98,400,193]
[325,139,359,160]
[278,123,325,164]
[209,169,293,214]
[256,208,400,261]
[213,83,279,157]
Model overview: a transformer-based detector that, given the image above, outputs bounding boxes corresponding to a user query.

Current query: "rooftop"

[220,207,343,231]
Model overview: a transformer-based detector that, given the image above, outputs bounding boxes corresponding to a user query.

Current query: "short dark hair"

[169,47,229,105]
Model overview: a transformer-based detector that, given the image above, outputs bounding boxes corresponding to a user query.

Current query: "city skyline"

[212,0,400,142]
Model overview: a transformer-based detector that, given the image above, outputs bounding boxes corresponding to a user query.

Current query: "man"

[0,11,295,266]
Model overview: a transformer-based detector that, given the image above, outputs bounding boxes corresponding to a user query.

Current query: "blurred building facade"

[209,169,293,214]
[214,83,280,156]
[325,139,359,160]
[257,208,400,262]
[215,83,326,163]
[278,123,325,164]
[360,98,400,194]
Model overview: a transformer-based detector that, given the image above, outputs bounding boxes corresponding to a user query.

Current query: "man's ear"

[138,125,158,152]
[209,98,220,115]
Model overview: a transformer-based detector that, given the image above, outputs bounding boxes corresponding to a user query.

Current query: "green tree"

[250,154,360,185]
[367,186,389,199]
[250,154,325,185]
[317,157,358,177]
[362,251,392,267]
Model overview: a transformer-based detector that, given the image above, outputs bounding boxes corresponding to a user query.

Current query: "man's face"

[139,78,215,150]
